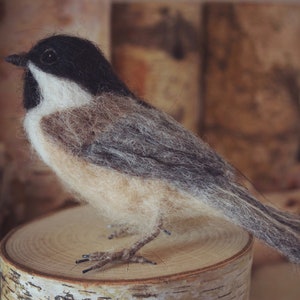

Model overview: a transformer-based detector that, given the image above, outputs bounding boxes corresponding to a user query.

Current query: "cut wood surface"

[0,205,253,299]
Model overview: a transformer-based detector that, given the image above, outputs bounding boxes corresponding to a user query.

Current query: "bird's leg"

[76,219,163,273]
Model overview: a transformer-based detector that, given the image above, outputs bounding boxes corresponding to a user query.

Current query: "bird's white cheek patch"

[28,62,92,115]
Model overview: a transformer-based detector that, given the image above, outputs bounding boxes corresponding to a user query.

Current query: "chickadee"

[5,34,300,273]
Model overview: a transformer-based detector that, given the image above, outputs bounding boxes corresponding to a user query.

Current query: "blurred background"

[0,1,299,299]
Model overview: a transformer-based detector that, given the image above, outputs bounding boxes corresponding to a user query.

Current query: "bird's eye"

[40,48,58,65]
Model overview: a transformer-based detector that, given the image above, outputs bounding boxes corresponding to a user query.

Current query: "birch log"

[0,206,253,299]
[112,2,203,134]
[0,0,111,238]
[203,3,300,190]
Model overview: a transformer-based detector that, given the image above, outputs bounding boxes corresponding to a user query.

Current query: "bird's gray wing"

[82,104,234,191]
[40,94,233,191]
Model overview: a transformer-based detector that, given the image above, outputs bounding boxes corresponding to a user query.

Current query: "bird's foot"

[76,249,156,273]
[76,219,163,273]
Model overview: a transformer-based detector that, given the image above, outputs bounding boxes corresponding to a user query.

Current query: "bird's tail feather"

[206,183,300,264]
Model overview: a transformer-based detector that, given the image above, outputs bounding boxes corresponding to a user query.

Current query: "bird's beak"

[5,53,28,67]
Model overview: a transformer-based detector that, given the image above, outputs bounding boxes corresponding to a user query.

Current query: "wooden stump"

[0,205,253,299]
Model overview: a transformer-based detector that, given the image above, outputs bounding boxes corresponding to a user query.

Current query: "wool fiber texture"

[41,93,300,264]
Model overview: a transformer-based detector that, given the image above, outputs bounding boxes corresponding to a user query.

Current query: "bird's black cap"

[5,34,151,110]
[5,34,136,98]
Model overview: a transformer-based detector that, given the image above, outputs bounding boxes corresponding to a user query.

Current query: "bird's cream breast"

[45,135,219,231]
[38,131,207,232]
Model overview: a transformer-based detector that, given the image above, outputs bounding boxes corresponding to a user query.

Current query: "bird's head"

[5,34,134,110]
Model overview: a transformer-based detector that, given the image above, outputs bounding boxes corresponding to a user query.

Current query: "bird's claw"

[76,249,156,273]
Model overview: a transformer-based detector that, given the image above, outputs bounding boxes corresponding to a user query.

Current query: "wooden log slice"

[0,205,253,299]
